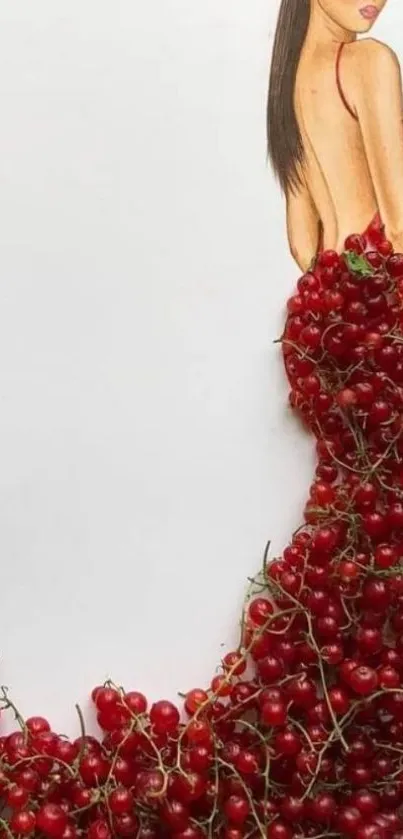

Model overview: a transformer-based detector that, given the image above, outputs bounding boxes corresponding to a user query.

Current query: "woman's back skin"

[295,39,378,252]
[287,36,403,270]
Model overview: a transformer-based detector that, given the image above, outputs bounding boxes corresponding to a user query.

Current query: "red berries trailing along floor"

[2,232,403,837]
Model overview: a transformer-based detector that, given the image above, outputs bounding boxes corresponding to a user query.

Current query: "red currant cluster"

[2,234,403,839]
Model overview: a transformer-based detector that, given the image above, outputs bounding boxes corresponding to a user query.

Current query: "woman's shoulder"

[343,37,400,78]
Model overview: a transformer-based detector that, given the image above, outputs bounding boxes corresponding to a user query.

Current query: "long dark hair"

[267,0,310,193]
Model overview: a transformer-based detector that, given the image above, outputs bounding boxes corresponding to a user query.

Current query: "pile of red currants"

[2,233,403,838]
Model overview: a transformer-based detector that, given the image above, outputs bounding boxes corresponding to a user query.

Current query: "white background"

[0,1,402,734]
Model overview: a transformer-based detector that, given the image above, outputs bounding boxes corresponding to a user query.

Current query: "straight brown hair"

[267,0,310,193]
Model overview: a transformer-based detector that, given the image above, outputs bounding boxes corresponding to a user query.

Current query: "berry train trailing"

[3,229,403,838]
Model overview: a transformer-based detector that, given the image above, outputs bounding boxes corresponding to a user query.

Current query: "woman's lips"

[359,5,379,19]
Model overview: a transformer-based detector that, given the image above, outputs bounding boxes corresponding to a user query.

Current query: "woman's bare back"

[295,39,378,252]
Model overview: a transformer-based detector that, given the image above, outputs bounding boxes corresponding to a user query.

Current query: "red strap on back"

[336,42,358,120]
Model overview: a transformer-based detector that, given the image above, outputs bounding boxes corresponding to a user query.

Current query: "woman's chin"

[354,19,377,34]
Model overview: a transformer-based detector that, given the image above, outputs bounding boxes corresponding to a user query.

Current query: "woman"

[267,0,403,269]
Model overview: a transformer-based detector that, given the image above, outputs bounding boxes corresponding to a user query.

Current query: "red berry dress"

[268,42,403,830]
[3,44,403,839]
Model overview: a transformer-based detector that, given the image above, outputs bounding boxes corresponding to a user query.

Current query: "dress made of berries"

[4,11,403,839]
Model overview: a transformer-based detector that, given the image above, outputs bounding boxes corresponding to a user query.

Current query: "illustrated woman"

[267,0,403,270]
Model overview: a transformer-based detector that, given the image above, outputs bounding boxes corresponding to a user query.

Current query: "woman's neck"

[305,3,356,49]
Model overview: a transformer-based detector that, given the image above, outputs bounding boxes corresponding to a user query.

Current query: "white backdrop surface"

[0,1,402,732]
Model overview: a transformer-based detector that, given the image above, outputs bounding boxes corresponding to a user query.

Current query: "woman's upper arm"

[348,39,403,241]
[286,182,319,272]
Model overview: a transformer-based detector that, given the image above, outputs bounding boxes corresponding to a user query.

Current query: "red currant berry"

[26,716,51,736]
[248,597,273,626]
[223,651,247,676]
[79,754,109,786]
[260,700,287,727]
[108,788,134,815]
[160,799,190,833]
[351,789,380,818]
[223,795,250,825]
[266,821,293,839]
[123,691,147,715]
[378,665,400,689]
[150,700,180,734]
[36,804,68,838]
[328,686,350,714]
[184,689,208,715]
[274,728,302,756]
[336,807,363,835]
[94,687,119,712]
[10,811,36,836]
[87,821,112,839]
[350,665,379,696]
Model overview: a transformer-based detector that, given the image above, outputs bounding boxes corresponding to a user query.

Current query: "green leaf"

[343,250,375,277]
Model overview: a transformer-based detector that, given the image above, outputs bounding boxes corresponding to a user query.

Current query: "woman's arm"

[286,181,320,272]
[347,39,403,251]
